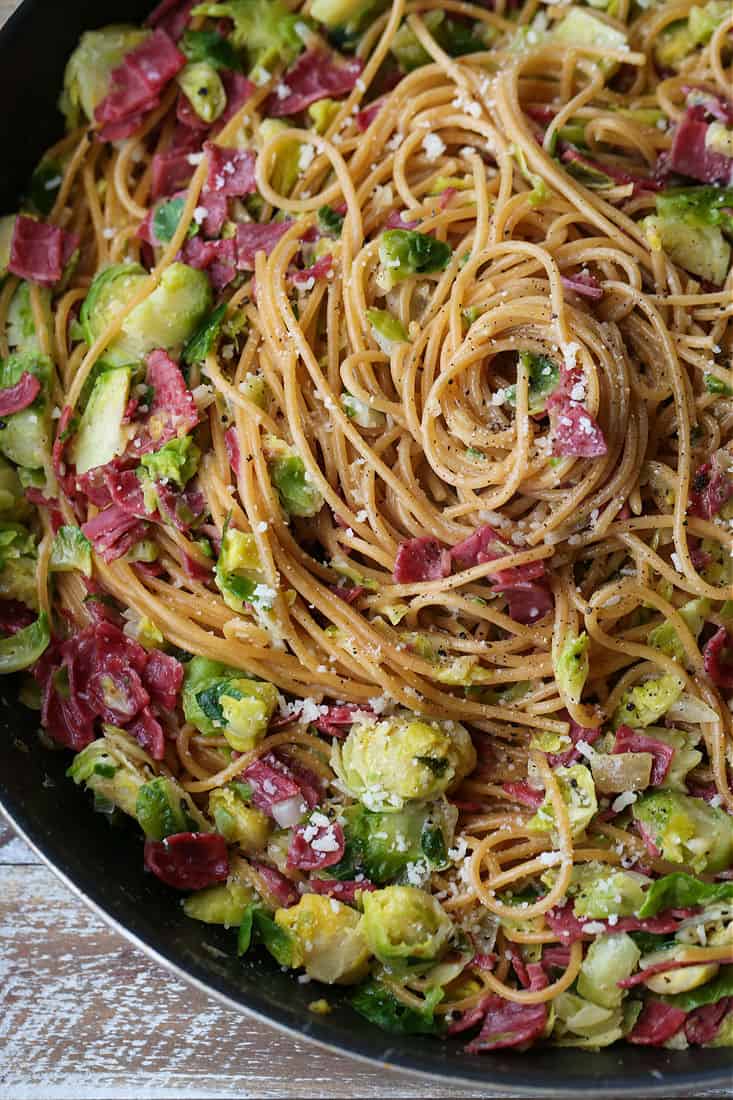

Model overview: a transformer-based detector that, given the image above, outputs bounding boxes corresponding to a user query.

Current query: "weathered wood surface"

[3,816,500,1100]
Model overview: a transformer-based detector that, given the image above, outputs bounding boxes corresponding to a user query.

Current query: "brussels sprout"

[60,25,149,129]
[0,351,53,473]
[267,443,323,518]
[505,352,559,414]
[125,613,165,649]
[310,0,370,29]
[67,734,147,818]
[554,632,589,705]
[648,598,711,662]
[81,265,149,366]
[5,281,51,355]
[71,366,132,477]
[553,8,627,70]
[528,764,597,839]
[50,525,92,577]
[181,28,244,72]
[138,436,200,489]
[390,11,488,71]
[567,863,648,920]
[553,992,623,1049]
[82,263,212,367]
[183,303,227,367]
[136,776,197,841]
[0,456,30,520]
[214,528,278,622]
[152,199,200,247]
[275,894,371,984]
[333,710,476,812]
[654,0,729,67]
[259,119,302,196]
[643,951,720,996]
[0,611,50,673]
[332,799,456,885]
[0,215,15,278]
[341,393,386,429]
[351,980,445,1035]
[192,0,304,72]
[123,263,213,359]
[378,230,452,291]
[182,656,247,733]
[183,881,253,927]
[178,62,227,124]
[366,308,409,355]
[633,791,733,873]
[612,674,683,730]
[643,213,730,285]
[361,885,453,963]
[209,786,272,853]
[182,654,277,749]
[310,101,341,136]
[576,933,640,1009]
[0,522,38,609]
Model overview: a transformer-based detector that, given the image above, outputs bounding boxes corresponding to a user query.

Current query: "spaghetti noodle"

[1,0,733,1052]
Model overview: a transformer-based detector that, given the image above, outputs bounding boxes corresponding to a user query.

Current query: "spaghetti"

[1,0,732,1052]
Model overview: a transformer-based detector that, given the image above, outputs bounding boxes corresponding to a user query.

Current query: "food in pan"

[1,0,733,1052]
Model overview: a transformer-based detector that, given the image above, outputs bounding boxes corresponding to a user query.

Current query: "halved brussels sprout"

[209,786,272,853]
[192,0,304,72]
[82,263,212,367]
[612,674,683,730]
[632,791,733,873]
[5,281,51,357]
[377,229,452,292]
[265,438,324,518]
[0,522,38,610]
[50,526,92,577]
[72,367,132,476]
[570,863,648,920]
[333,710,476,812]
[183,881,254,927]
[555,632,589,705]
[332,799,456,885]
[178,62,227,124]
[361,885,453,963]
[139,436,201,489]
[576,933,640,1009]
[553,991,623,1049]
[60,25,150,129]
[0,351,53,473]
[0,456,30,520]
[181,654,277,750]
[528,764,597,839]
[136,776,197,841]
[275,893,371,984]
[67,731,149,818]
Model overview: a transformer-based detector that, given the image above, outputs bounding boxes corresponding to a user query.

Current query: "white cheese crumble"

[422,133,446,161]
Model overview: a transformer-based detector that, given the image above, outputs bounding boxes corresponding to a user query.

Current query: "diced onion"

[666,694,719,724]
[590,751,652,794]
[272,795,307,829]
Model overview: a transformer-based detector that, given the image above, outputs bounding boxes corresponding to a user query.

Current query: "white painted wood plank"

[0,865,509,1100]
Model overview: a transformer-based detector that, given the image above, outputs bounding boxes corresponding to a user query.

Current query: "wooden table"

[0,2,730,1097]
